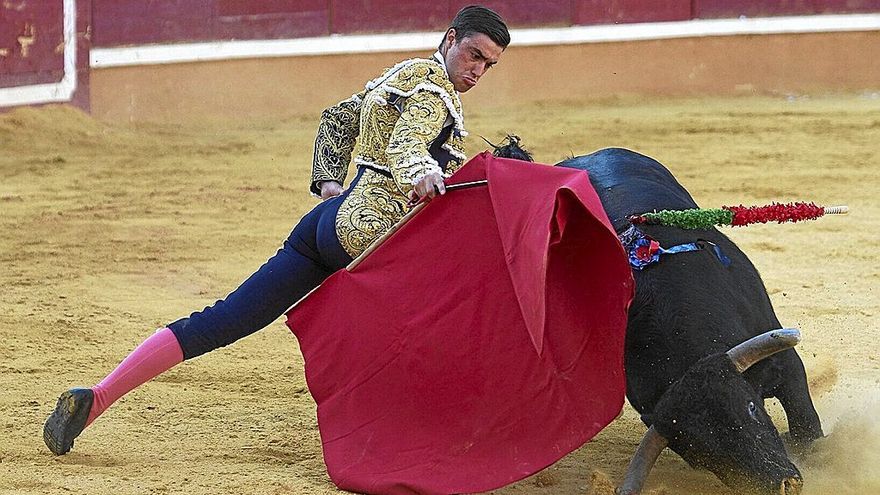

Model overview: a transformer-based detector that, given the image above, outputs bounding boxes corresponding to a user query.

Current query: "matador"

[44,6,510,455]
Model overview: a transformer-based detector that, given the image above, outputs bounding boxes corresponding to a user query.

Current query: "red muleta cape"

[286,152,634,494]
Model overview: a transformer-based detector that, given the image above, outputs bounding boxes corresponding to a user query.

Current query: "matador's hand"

[409,173,446,204]
[319,181,344,200]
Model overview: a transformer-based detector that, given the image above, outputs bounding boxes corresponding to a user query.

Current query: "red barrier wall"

[455,0,572,26]
[696,0,880,18]
[90,0,330,47]
[90,1,580,46]
[573,0,691,24]
[0,1,90,111]
[329,1,573,36]
[0,4,64,88]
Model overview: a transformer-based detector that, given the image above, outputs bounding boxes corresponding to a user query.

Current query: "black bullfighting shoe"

[43,388,94,455]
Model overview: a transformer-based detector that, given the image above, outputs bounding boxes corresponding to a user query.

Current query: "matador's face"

[441,30,504,93]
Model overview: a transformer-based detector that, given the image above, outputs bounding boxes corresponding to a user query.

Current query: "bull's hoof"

[43,388,93,455]
[782,429,824,457]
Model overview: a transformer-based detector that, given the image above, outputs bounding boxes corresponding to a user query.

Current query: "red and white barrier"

[0,0,79,108]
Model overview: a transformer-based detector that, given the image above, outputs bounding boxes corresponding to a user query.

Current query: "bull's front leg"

[774,349,824,448]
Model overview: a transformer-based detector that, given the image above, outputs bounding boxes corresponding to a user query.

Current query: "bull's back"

[557,148,698,232]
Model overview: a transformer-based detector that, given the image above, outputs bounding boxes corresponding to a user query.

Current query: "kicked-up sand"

[1,95,878,494]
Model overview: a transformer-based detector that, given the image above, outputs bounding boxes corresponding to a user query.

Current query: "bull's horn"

[616,426,668,495]
[726,328,801,373]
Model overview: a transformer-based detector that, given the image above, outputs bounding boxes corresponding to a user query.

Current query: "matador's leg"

[44,184,355,455]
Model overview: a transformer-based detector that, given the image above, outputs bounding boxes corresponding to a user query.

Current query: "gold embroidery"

[387,90,448,188]
[355,91,401,183]
[354,58,467,195]
[311,91,365,195]
[320,56,469,257]
[335,169,409,258]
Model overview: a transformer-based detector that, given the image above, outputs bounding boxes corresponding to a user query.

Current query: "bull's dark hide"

[556,148,823,492]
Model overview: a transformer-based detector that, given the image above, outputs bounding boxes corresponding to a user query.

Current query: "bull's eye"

[748,401,758,420]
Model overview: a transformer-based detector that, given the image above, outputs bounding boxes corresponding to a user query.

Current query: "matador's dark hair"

[439,5,510,51]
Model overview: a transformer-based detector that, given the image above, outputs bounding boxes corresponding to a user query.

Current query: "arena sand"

[1,96,878,494]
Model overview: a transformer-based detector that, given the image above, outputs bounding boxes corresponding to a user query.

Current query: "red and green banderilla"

[629,202,849,230]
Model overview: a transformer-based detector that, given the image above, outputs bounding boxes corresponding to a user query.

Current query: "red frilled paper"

[285,153,634,495]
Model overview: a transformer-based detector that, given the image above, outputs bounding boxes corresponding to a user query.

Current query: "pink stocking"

[86,327,183,426]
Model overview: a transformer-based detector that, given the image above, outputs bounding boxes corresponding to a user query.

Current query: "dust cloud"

[802,390,880,494]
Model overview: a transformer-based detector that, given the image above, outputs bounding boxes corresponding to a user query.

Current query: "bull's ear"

[726,328,801,373]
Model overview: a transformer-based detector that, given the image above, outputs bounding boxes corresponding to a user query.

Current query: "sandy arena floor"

[1,95,878,494]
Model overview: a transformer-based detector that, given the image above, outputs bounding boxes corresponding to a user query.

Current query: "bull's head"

[617,329,804,495]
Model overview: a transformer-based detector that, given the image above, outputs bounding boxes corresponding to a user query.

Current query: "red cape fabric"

[286,153,634,494]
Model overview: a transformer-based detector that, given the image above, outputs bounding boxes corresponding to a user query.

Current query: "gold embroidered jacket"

[311,53,468,258]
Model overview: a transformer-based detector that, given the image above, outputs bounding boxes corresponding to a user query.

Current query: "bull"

[492,140,825,494]
[559,148,824,494]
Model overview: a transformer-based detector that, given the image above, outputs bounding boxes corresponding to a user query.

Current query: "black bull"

[554,148,825,494]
